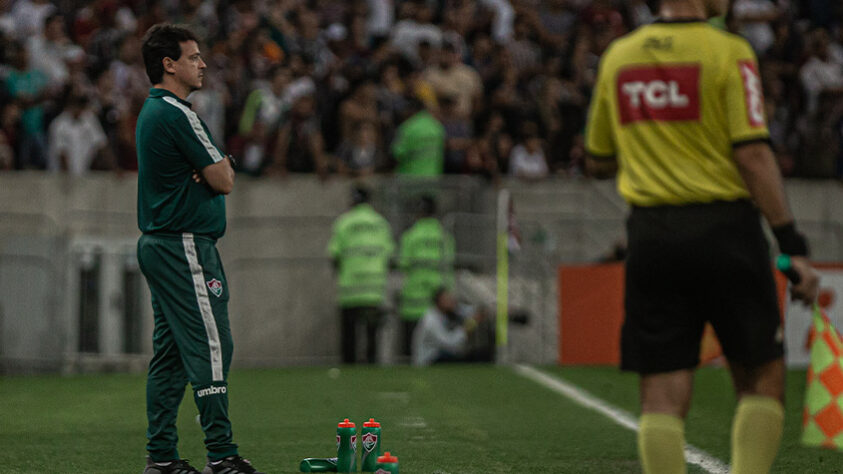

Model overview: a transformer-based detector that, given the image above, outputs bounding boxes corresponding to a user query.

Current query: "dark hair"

[419,194,436,216]
[433,286,449,305]
[44,12,63,29]
[141,24,199,84]
[351,185,371,205]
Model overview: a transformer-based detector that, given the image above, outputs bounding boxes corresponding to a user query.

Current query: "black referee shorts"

[622,200,784,375]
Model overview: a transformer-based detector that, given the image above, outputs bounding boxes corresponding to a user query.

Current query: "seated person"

[411,287,485,366]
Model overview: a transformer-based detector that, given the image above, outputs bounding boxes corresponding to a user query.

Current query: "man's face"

[167,40,206,92]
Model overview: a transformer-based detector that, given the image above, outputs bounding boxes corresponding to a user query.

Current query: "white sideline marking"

[514,364,729,474]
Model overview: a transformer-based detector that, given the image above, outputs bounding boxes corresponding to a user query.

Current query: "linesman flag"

[803,306,843,450]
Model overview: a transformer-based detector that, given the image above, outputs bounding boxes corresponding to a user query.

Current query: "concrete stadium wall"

[0,172,841,373]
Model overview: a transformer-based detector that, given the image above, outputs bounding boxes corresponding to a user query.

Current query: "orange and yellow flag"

[803,306,843,449]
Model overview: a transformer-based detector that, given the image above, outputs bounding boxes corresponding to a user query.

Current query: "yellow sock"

[731,396,784,474]
[638,414,687,474]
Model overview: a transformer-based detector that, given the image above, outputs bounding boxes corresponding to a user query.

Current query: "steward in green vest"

[398,195,455,357]
[327,186,395,363]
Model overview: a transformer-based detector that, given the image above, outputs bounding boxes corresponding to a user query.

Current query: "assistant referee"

[585,1,819,473]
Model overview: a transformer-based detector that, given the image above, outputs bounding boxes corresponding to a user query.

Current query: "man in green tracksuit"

[136,24,261,474]
[328,186,395,364]
[398,195,455,357]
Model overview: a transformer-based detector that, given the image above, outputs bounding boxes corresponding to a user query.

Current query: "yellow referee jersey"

[585,20,770,206]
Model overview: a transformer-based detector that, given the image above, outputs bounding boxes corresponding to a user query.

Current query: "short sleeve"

[585,62,617,158]
[164,97,225,169]
[724,41,770,145]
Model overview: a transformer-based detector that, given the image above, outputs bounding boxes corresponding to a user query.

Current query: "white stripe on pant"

[182,232,224,382]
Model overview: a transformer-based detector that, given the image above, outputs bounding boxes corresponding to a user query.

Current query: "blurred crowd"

[1,0,842,179]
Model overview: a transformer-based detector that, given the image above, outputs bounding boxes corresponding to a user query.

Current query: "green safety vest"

[398,218,455,320]
[391,111,445,176]
[327,204,395,308]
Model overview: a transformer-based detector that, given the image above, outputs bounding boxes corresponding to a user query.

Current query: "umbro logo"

[196,385,227,397]
[207,278,223,297]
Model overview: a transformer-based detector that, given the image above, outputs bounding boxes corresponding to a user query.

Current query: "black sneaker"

[143,457,201,474]
[202,455,263,474]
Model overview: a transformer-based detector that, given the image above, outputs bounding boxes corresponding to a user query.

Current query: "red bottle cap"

[338,418,355,428]
[377,452,398,463]
[363,418,381,428]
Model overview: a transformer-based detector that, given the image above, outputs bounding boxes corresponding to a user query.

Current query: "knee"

[732,358,785,403]
[640,370,695,419]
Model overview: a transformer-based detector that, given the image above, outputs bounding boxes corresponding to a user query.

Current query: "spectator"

[508,123,548,180]
[327,186,395,364]
[800,28,843,115]
[26,12,74,92]
[439,95,473,173]
[339,79,380,144]
[47,94,112,175]
[0,103,19,170]
[367,0,396,40]
[86,2,123,72]
[236,65,292,173]
[5,41,49,169]
[506,15,542,77]
[390,0,442,62]
[271,93,329,177]
[478,0,515,43]
[337,121,382,176]
[479,110,513,173]
[391,98,445,176]
[109,34,149,111]
[412,287,484,366]
[734,0,782,55]
[10,0,55,41]
[423,41,482,119]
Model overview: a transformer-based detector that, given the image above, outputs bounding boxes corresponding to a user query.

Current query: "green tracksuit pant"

[137,233,238,462]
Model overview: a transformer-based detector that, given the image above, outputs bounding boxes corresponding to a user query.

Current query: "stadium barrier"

[3,173,843,373]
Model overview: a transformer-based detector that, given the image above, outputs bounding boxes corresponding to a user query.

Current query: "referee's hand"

[789,256,820,306]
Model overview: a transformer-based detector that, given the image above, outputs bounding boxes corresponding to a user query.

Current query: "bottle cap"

[338,418,355,428]
[377,452,398,463]
[363,418,381,428]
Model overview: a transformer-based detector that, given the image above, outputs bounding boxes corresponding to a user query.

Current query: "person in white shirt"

[391,1,442,62]
[508,126,548,179]
[48,95,111,175]
[26,12,73,91]
[412,288,484,366]
[733,0,781,55]
[799,28,843,115]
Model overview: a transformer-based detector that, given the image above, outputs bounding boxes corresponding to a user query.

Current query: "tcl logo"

[617,65,700,124]
[738,60,765,128]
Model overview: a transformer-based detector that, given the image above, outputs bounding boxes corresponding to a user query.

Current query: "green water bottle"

[361,418,382,472]
[374,452,398,474]
[336,418,357,472]
[299,457,338,472]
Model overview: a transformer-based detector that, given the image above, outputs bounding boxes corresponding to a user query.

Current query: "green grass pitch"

[1,365,842,473]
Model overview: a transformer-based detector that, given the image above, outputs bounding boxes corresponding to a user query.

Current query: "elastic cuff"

[149,450,180,463]
[772,223,809,256]
[737,395,784,415]
[639,413,685,431]
[208,448,239,461]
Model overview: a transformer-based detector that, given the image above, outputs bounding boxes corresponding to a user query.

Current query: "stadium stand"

[0,0,841,177]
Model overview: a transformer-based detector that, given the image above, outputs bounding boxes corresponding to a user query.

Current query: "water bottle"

[361,418,382,472]
[336,418,357,472]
